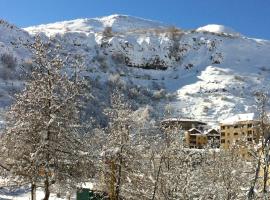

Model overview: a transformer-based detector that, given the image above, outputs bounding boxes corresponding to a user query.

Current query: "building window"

[234,125,239,128]
[221,139,225,143]
[248,130,252,135]
[227,140,230,144]
[221,132,225,136]
[221,126,225,130]
[248,124,252,128]
[247,138,252,142]
[234,132,238,136]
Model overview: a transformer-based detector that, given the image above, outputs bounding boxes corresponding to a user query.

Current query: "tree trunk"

[263,141,270,195]
[109,160,117,200]
[66,192,71,200]
[43,178,50,200]
[151,156,163,200]
[115,145,124,200]
[43,69,52,200]
[31,183,36,200]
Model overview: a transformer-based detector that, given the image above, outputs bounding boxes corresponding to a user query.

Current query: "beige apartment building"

[220,113,260,157]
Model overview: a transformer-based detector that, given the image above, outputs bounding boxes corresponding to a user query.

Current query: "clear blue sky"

[1,0,270,39]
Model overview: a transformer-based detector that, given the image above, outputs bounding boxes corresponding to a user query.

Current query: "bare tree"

[248,92,270,199]
[94,89,154,200]
[1,36,91,200]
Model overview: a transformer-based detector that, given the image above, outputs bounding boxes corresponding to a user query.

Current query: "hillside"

[0,14,270,125]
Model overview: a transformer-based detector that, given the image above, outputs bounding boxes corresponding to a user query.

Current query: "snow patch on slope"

[98,14,168,32]
[220,113,256,125]
[197,24,240,36]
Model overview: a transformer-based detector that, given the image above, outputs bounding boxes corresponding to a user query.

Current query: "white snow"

[0,188,72,200]
[196,24,240,36]
[24,14,168,37]
[188,128,202,134]
[220,113,256,125]
[161,118,206,123]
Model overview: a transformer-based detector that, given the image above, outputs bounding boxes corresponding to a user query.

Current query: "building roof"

[188,128,203,135]
[205,129,220,135]
[220,113,257,125]
[161,118,207,125]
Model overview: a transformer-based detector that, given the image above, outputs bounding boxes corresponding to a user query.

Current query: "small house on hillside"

[184,128,208,149]
[205,129,220,148]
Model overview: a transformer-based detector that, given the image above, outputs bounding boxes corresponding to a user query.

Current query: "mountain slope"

[1,14,270,125]
[24,14,168,36]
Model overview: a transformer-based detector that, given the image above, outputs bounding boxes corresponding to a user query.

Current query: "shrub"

[128,87,140,99]
[108,73,121,85]
[234,75,245,82]
[220,95,230,101]
[0,53,18,80]
[153,89,166,100]
[94,54,108,72]
[203,106,209,113]
[152,81,162,90]
[1,53,17,69]
[111,53,126,65]
[167,27,184,62]
[102,26,114,39]
[167,26,183,39]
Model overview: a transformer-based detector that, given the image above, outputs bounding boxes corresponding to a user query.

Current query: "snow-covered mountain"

[1,14,270,125]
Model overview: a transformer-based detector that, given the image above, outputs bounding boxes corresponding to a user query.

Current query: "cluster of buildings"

[161,113,261,154]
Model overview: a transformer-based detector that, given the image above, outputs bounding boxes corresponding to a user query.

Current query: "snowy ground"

[0,187,75,200]
[0,181,94,200]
